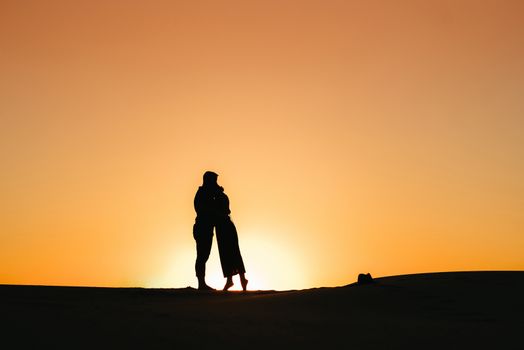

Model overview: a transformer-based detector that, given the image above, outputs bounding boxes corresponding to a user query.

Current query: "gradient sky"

[1,0,523,290]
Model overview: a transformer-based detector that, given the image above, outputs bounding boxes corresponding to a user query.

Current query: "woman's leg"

[223,276,234,291]
[239,273,248,291]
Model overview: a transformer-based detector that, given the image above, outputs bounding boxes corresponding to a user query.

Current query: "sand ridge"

[2,271,523,349]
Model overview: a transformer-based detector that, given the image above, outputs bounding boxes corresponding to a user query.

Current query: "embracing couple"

[193,171,248,291]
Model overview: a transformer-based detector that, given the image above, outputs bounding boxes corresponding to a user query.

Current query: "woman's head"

[203,171,219,187]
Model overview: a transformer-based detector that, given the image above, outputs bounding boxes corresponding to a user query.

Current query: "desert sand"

[2,271,523,349]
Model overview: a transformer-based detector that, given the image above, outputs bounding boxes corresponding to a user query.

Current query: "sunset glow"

[1,0,523,290]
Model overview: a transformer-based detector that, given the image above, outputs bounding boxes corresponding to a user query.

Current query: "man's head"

[203,171,218,186]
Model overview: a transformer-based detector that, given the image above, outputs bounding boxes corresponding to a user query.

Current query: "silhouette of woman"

[214,186,248,291]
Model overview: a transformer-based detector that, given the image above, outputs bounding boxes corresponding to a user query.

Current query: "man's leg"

[194,222,214,289]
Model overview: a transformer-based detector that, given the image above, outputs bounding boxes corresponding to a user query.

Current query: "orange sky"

[1,0,523,290]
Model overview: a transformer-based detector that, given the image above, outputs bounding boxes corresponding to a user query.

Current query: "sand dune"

[2,271,523,349]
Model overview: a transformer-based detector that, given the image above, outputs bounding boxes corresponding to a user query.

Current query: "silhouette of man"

[193,171,220,290]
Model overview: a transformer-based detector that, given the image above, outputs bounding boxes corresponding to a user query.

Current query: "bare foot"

[241,279,248,292]
[223,280,234,291]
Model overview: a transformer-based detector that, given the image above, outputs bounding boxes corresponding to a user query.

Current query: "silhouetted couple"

[193,171,248,291]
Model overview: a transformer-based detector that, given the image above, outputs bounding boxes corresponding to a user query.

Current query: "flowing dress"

[215,190,246,278]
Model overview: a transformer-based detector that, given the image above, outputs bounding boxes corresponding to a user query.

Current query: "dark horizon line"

[1,269,523,290]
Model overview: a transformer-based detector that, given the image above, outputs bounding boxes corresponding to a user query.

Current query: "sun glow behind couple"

[147,230,309,291]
